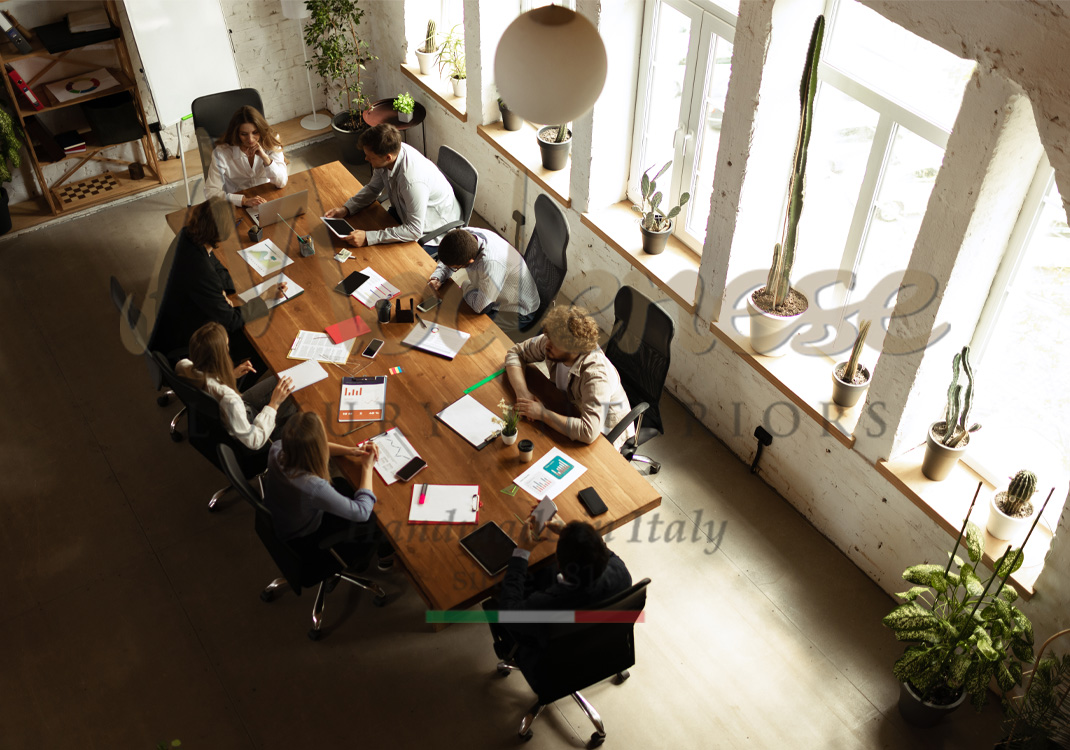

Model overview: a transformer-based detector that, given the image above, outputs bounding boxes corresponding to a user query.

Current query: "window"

[629,0,734,254]
[520,0,575,10]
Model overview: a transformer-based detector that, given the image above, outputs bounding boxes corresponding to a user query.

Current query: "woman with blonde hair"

[176,322,295,451]
[264,412,394,570]
[204,105,288,208]
[505,305,634,451]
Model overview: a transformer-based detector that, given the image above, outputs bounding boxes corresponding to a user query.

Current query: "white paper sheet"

[401,322,470,360]
[276,360,328,391]
[287,330,355,364]
[513,447,587,501]
[339,376,387,422]
[408,485,480,524]
[366,428,419,485]
[436,395,501,448]
[237,239,294,277]
[237,273,304,309]
[352,266,400,309]
[45,68,119,103]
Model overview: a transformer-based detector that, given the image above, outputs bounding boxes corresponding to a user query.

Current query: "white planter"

[987,492,1037,544]
[921,422,969,481]
[501,430,518,446]
[397,110,413,123]
[451,77,466,98]
[746,293,806,357]
[415,49,436,75]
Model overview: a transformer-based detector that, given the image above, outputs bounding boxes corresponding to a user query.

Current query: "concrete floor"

[0,140,1006,749]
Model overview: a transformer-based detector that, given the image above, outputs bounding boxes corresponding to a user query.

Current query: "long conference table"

[164,161,661,616]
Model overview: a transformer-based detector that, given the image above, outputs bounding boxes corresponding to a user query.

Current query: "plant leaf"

[903,564,943,587]
[896,586,930,602]
[995,548,1025,578]
[652,161,672,182]
[965,522,984,563]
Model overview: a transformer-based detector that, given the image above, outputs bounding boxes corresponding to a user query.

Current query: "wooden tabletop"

[164,162,661,613]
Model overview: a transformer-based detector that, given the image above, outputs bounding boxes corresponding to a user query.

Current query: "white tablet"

[322,216,354,238]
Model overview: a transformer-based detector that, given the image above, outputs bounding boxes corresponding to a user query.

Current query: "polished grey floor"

[0,140,1005,748]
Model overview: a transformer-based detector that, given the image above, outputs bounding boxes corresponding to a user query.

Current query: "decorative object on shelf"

[922,345,980,481]
[831,319,872,407]
[415,19,437,75]
[44,67,120,104]
[988,470,1040,544]
[536,124,571,171]
[631,161,690,256]
[128,161,144,180]
[495,399,521,445]
[280,0,331,131]
[303,0,376,164]
[999,628,1070,749]
[498,98,522,131]
[393,92,415,123]
[434,24,466,99]
[0,101,23,235]
[747,15,824,357]
[882,485,1036,726]
[495,5,606,125]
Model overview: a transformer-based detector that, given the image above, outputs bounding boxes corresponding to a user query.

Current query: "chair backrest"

[437,145,478,226]
[190,88,264,143]
[522,194,570,330]
[151,349,228,452]
[524,578,651,704]
[604,287,674,435]
[216,443,263,509]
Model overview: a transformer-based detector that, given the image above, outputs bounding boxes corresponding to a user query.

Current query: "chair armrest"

[605,402,649,448]
[418,219,466,246]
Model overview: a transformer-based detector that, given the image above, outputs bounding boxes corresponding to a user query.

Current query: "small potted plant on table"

[496,399,521,445]
[631,161,690,255]
[922,345,980,481]
[537,122,571,171]
[415,19,437,75]
[393,92,415,123]
[988,470,1041,545]
[831,319,872,407]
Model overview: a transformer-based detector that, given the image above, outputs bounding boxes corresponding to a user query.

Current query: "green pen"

[463,368,505,394]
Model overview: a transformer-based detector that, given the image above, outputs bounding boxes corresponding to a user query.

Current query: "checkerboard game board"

[55,172,121,205]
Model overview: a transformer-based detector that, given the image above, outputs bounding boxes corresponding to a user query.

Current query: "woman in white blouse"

[176,322,296,451]
[204,105,288,208]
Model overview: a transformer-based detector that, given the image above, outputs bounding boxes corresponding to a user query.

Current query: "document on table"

[339,376,386,422]
[514,447,587,501]
[237,239,294,276]
[400,323,470,360]
[366,427,420,485]
[287,330,356,364]
[276,360,328,391]
[237,273,304,309]
[436,395,501,448]
[352,266,400,309]
[408,485,480,524]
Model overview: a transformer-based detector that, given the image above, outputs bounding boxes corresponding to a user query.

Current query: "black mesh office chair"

[190,88,265,178]
[496,578,651,746]
[217,444,387,641]
[520,193,570,333]
[418,145,478,247]
[109,276,181,422]
[602,287,675,474]
[152,351,268,510]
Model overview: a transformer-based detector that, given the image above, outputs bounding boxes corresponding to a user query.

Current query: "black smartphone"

[361,338,385,359]
[336,271,369,296]
[395,456,427,482]
[578,487,608,517]
[416,296,441,313]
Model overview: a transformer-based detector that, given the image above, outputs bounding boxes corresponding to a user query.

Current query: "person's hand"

[544,517,566,536]
[325,206,348,219]
[223,290,236,307]
[233,360,256,379]
[274,281,289,300]
[359,441,379,470]
[343,229,367,247]
[427,278,441,291]
[268,376,294,409]
[516,398,545,422]
[517,518,542,551]
[242,195,266,207]
[259,283,282,304]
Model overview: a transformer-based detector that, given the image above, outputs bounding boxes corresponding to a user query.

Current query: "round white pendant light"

[494,6,607,125]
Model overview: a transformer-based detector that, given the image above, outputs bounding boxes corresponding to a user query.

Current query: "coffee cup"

[518,439,534,463]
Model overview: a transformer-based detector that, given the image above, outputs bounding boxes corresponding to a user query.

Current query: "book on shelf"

[56,131,87,152]
[67,9,110,34]
[6,66,43,111]
[0,12,32,54]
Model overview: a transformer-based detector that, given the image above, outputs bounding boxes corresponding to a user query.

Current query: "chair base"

[513,671,629,745]
[157,388,175,407]
[630,454,660,475]
[207,484,231,511]
[169,406,186,442]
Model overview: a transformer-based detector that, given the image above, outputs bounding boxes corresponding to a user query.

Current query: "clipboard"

[408,484,480,524]
[435,395,501,449]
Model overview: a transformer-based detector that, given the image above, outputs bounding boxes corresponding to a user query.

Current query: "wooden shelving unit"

[0,1,163,216]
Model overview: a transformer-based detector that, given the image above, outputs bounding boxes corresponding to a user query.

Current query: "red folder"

[7,66,44,111]
[325,314,371,344]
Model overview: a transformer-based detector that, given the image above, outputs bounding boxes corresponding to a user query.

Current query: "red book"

[325,314,371,344]
[7,66,43,110]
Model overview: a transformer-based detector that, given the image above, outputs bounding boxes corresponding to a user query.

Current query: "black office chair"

[417,145,479,247]
[191,88,265,183]
[602,287,675,474]
[109,276,181,420]
[218,444,388,641]
[496,578,651,746]
[152,351,268,510]
[520,193,570,333]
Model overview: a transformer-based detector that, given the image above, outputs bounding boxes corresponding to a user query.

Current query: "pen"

[463,368,506,394]
[342,422,373,437]
[418,482,428,505]
[415,313,427,328]
[476,431,499,450]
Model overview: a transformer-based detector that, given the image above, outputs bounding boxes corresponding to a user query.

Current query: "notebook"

[325,314,372,344]
[339,376,386,421]
[400,322,470,360]
[408,485,480,524]
[436,395,501,449]
[276,360,328,392]
[237,273,304,309]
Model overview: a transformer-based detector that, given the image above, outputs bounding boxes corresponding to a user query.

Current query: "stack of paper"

[408,485,480,524]
[514,447,587,501]
[366,428,420,486]
[352,266,400,309]
[238,273,304,309]
[238,239,294,277]
[436,395,501,448]
[288,330,355,364]
[276,360,328,391]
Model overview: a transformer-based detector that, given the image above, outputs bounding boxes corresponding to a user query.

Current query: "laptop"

[246,190,308,227]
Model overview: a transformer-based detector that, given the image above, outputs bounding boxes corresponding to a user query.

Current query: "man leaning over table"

[324,123,461,254]
[505,305,635,451]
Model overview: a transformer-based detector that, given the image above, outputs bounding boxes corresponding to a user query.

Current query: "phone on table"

[361,338,385,359]
[395,456,427,482]
[416,296,441,313]
[336,270,369,296]
[322,216,355,238]
[531,496,558,533]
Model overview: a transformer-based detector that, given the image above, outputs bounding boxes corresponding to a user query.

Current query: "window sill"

[476,122,571,208]
[581,202,699,314]
[400,64,467,123]
[876,448,1052,599]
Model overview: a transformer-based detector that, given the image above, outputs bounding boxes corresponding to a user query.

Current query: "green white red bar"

[425,610,645,624]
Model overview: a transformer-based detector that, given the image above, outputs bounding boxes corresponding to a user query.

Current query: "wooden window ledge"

[400,64,467,123]
[476,121,571,208]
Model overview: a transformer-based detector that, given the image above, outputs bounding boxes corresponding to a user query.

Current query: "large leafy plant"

[304,0,376,129]
[883,510,1035,711]
[1000,629,1070,749]
[0,103,23,183]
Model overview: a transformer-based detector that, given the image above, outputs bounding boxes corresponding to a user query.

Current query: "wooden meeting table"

[164,162,661,616]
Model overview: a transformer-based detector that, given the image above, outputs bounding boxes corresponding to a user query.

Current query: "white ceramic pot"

[921,422,969,481]
[746,292,807,357]
[987,492,1037,544]
[501,430,518,446]
[415,48,436,75]
[397,110,413,123]
[451,76,466,98]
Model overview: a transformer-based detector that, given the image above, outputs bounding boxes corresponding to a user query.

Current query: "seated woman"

[204,105,288,207]
[505,305,634,451]
[176,322,296,451]
[264,412,394,570]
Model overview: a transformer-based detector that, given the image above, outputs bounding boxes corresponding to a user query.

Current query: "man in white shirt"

[325,124,461,253]
[427,228,540,330]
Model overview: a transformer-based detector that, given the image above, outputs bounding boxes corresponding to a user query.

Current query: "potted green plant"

[536,122,571,171]
[0,102,23,235]
[999,628,1070,749]
[631,161,690,255]
[883,500,1035,727]
[747,15,824,356]
[988,470,1041,545]
[393,92,415,123]
[921,345,981,481]
[498,98,522,131]
[831,319,872,407]
[435,24,466,98]
[415,19,437,75]
[496,399,521,445]
[304,0,376,165]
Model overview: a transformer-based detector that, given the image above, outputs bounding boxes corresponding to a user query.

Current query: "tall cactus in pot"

[420,19,437,53]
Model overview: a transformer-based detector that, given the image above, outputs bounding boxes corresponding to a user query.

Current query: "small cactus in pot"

[989,469,1041,543]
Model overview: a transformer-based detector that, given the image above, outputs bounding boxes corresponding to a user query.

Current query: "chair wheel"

[260,590,274,603]
[157,394,171,406]
[207,502,220,512]
[614,670,630,684]
[519,729,533,742]
[648,465,660,475]
[307,627,322,641]
[497,665,513,677]
[373,594,387,607]
[588,732,605,748]
[170,432,183,443]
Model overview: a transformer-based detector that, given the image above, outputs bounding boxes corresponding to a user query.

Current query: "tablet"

[459,522,518,576]
[335,270,369,296]
[322,216,354,238]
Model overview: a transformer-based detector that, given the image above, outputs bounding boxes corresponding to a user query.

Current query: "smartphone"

[395,456,427,482]
[416,296,441,313]
[336,270,369,296]
[531,496,558,533]
[322,216,354,238]
[361,338,385,359]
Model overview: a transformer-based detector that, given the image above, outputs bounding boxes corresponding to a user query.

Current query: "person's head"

[185,197,233,248]
[541,305,600,362]
[358,123,402,168]
[280,412,330,481]
[187,322,237,391]
[436,229,481,269]
[556,521,611,586]
[219,105,282,153]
